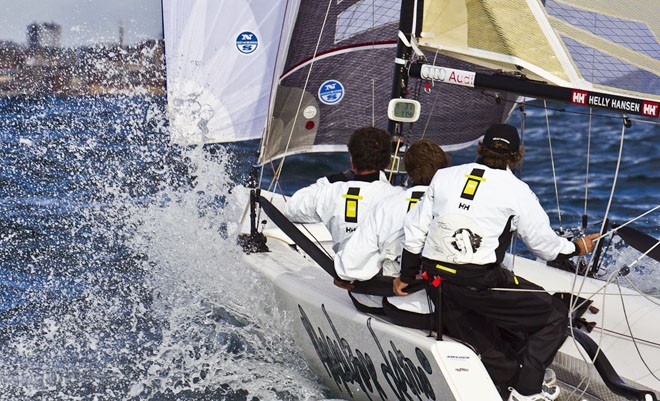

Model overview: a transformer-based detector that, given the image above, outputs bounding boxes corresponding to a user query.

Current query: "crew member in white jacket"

[284,126,402,254]
[394,124,598,401]
[334,139,449,316]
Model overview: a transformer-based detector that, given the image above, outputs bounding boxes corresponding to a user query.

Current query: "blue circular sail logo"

[318,80,344,105]
[236,31,258,54]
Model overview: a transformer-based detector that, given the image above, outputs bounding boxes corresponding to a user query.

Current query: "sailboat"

[162,0,659,400]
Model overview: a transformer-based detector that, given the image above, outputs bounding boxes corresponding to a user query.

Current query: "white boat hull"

[240,192,660,400]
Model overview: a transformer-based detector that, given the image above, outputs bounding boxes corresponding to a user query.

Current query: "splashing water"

[0,96,327,400]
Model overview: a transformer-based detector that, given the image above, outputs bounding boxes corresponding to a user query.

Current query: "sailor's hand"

[574,233,599,256]
[393,277,409,296]
[334,278,354,290]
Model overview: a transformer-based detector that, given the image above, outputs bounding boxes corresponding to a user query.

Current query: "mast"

[388,0,424,135]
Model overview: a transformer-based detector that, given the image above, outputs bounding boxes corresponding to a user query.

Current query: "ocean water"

[0,95,657,400]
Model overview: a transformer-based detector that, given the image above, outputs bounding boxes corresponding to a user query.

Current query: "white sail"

[162,0,290,145]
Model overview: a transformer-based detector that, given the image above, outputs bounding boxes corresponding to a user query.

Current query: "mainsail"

[261,0,519,164]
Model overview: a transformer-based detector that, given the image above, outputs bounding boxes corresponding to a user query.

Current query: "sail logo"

[236,31,258,54]
[642,101,659,118]
[571,90,588,106]
[572,89,658,118]
[318,80,344,105]
[419,65,475,88]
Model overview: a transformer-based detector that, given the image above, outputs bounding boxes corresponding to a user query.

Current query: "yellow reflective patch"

[463,180,478,195]
[465,174,486,182]
[346,200,357,218]
[514,275,519,285]
[436,264,457,274]
[405,197,419,203]
[342,194,363,200]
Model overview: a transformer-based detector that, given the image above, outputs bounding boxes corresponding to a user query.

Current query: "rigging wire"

[266,0,334,193]
[586,121,627,273]
[543,100,564,231]
[254,0,336,260]
[371,0,376,126]
[258,0,293,193]
[583,108,593,231]
[509,101,527,271]
[566,119,629,374]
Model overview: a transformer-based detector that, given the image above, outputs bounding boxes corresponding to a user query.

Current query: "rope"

[614,279,660,382]
[388,137,403,182]
[594,204,660,241]
[420,50,441,139]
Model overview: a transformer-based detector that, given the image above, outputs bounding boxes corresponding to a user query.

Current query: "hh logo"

[458,203,470,210]
[571,90,588,106]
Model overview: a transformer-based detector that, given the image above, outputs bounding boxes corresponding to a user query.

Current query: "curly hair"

[404,140,449,185]
[348,126,392,172]
[476,142,524,170]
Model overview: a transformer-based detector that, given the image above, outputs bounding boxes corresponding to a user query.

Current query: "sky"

[0,0,163,47]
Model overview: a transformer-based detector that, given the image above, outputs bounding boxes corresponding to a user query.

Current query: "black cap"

[483,123,520,154]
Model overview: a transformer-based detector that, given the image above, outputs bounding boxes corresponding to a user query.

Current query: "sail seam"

[281,41,396,80]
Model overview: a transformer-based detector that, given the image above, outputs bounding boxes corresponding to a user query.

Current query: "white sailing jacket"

[335,185,433,314]
[335,185,428,281]
[404,163,575,265]
[284,171,402,253]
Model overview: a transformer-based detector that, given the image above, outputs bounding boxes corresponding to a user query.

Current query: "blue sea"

[0,95,658,400]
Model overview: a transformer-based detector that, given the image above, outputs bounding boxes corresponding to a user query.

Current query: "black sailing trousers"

[423,261,569,396]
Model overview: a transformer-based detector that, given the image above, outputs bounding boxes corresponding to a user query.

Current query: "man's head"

[477,123,524,170]
[348,126,392,172]
[404,139,449,186]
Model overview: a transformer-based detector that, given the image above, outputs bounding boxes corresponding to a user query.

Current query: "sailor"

[393,123,599,401]
[284,126,402,254]
[334,139,449,316]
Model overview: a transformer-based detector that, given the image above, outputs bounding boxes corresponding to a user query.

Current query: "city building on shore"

[0,22,165,97]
